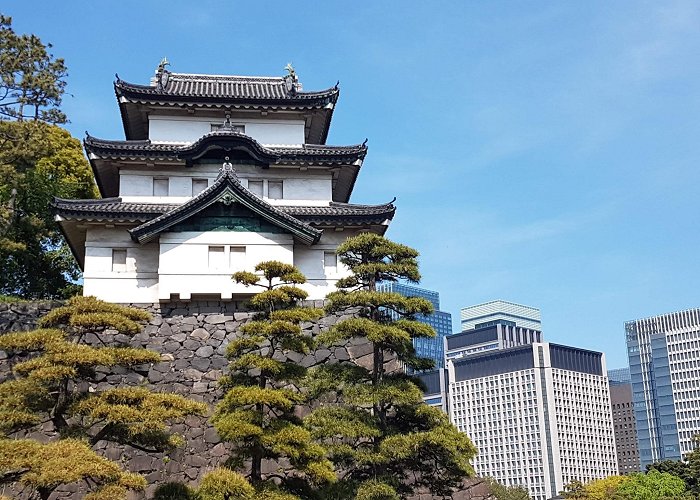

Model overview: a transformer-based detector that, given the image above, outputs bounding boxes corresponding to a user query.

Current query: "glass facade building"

[625,308,700,468]
[377,282,452,368]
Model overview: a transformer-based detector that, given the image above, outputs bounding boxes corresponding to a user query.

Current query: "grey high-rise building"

[460,300,541,331]
[626,307,700,468]
[448,342,617,500]
[377,282,452,369]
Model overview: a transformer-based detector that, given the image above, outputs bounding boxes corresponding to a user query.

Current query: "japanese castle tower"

[54,62,395,303]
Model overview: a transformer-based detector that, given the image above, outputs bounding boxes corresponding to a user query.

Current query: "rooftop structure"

[460,300,541,331]
[54,63,395,303]
[445,319,542,361]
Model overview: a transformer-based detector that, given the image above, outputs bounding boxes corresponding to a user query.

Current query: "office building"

[377,282,452,368]
[445,319,542,361]
[448,342,617,500]
[461,300,541,331]
[416,368,448,413]
[607,368,641,474]
[608,367,631,386]
[626,307,700,468]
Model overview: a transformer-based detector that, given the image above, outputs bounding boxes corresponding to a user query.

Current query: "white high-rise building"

[461,300,541,331]
[626,307,700,468]
[448,342,618,500]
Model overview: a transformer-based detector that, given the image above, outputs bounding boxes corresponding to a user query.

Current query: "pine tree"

[0,296,207,499]
[211,261,335,498]
[305,233,477,498]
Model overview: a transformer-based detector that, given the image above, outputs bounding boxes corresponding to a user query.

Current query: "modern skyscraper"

[460,300,541,331]
[448,343,617,500]
[608,368,641,474]
[377,282,452,368]
[626,307,700,468]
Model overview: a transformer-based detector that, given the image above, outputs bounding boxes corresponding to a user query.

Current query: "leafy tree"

[615,471,686,499]
[647,436,700,496]
[686,436,700,496]
[0,296,207,499]
[561,479,588,499]
[211,261,334,498]
[581,475,628,500]
[0,15,67,123]
[305,233,477,498]
[487,478,530,499]
[0,15,96,299]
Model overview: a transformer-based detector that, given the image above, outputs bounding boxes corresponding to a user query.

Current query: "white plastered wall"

[83,226,160,303]
[82,224,362,303]
[119,164,332,206]
[158,231,294,300]
[148,115,305,145]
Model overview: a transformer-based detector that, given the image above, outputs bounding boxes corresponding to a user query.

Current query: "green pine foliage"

[306,233,477,498]
[0,15,98,299]
[0,296,207,499]
[211,261,334,498]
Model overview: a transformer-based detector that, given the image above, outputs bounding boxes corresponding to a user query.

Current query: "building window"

[208,246,226,270]
[230,246,246,269]
[112,249,127,273]
[268,181,283,199]
[192,178,208,196]
[248,180,263,197]
[153,177,169,196]
[211,123,245,134]
[324,252,337,274]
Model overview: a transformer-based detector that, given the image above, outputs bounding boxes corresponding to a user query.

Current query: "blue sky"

[7,1,700,367]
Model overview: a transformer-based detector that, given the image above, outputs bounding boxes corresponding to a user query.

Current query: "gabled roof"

[84,132,366,202]
[115,69,339,143]
[128,165,323,245]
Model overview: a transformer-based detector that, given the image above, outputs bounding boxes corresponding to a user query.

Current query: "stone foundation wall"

[0,301,396,499]
[0,301,491,500]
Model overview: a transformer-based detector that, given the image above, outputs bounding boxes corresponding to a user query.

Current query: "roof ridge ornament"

[220,156,236,176]
[283,63,301,94]
[154,57,171,90]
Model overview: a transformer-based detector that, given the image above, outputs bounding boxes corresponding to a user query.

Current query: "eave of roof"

[51,198,396,227]
[83,133,367,165]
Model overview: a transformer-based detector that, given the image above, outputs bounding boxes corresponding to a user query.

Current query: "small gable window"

[192,178,208,196]
[153,177,169,196]
[268,181,283,199]
[248,180,263,197]
[208,246,226,270]
[230,246,246,269]
[112,249,127,273]
[324,252,337,274]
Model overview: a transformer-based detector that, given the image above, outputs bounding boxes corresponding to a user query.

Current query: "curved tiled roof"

[115,72,339,108]
[83,133,367,165]
[52,198,395,227]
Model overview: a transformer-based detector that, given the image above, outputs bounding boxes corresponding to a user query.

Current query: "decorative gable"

[129,163,322,245]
